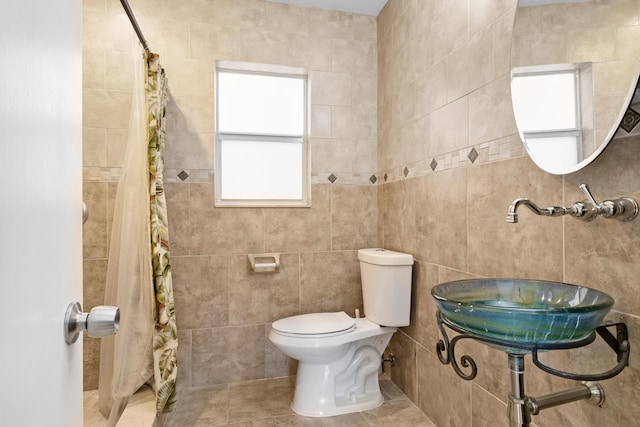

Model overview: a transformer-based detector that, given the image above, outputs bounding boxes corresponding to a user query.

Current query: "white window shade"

[511,72,578,132]
[220,138,303,200]
[524,135,580,171]
[218,71,305,135]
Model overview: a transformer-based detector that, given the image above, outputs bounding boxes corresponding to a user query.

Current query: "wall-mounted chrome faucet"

[506,184,638,223]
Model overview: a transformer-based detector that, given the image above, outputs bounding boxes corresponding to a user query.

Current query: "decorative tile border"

[615,106,640,137]
[382,133,525,184]
[311,172,380,186]
[83,134,526,186]
[164,169,214,183]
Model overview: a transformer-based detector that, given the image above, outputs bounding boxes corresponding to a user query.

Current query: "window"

[511,63,593,172]
[215,61,309,207]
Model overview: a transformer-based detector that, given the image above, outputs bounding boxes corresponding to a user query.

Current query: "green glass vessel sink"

[432,279,614,349]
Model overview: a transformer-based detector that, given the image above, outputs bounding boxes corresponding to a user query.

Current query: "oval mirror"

[510,0,640,175]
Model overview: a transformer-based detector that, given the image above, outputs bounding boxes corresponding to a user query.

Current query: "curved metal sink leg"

[435,312,478,380]
[531,322,630,381]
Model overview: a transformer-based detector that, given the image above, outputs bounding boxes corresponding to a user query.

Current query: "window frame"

[214,61,310,207]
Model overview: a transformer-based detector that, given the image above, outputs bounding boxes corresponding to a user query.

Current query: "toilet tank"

[358,248,413,327]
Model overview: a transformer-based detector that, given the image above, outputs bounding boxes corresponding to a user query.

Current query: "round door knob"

[64,302,120,344]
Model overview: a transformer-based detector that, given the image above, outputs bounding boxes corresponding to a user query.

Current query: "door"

[0,0,83,426]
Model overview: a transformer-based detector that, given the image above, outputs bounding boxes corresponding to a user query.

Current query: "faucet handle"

[579,184,599,209]
[577,183,639,221]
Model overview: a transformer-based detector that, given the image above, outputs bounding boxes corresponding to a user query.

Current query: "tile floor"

[84,384,156,426]
[83,376,436,426]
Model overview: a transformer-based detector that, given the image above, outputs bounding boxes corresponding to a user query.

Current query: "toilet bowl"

[268,248,413,417]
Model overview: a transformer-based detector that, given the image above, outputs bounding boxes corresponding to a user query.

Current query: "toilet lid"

[271,311,356,336]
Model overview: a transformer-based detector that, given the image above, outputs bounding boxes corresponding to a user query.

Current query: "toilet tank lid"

[358,248,414,265]
[271,311,355,335]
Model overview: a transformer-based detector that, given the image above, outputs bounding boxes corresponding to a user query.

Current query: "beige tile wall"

[378,1,640,426]
[82,0,378,390]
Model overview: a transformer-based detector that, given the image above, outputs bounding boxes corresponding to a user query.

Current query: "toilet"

[268,248,413,417]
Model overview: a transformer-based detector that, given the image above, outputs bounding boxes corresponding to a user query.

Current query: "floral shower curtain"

[147,52,178,416]
[99,45,177,426]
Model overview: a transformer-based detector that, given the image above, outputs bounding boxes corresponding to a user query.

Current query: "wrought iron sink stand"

[435,311,630,427]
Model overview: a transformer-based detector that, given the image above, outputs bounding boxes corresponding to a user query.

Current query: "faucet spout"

[507,198,541,223]
[506,198,569,223]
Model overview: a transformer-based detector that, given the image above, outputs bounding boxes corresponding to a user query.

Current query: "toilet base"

[290,342,389,417]
[292,389,384,417]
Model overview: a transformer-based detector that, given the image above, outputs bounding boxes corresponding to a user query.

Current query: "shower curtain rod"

[120,0,151,55]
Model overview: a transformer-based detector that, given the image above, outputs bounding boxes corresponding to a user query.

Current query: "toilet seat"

[271,311,356,338]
